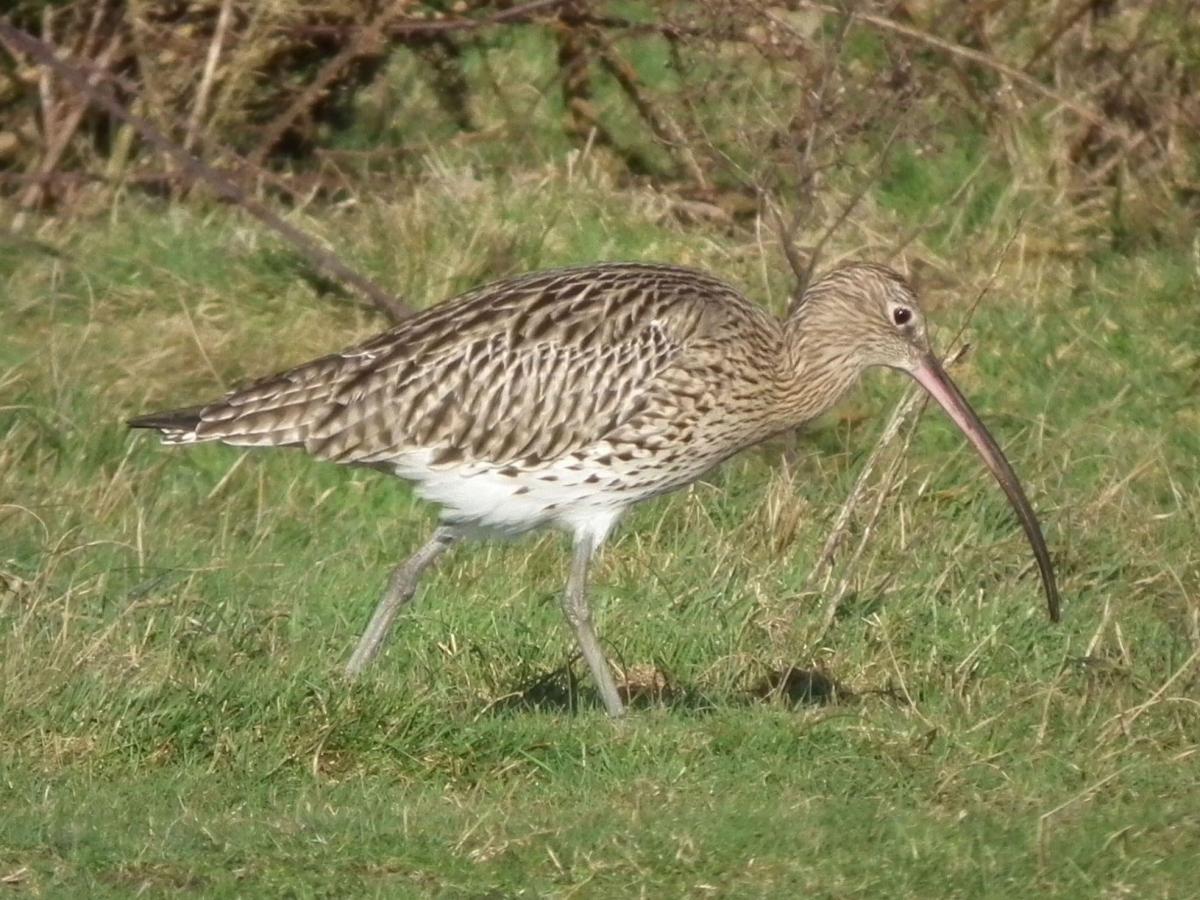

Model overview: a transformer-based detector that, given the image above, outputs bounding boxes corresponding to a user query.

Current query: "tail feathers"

[127,406,205,442]
[128,403,313,448]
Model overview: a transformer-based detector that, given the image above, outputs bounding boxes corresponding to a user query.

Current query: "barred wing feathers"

[129,264,760,469]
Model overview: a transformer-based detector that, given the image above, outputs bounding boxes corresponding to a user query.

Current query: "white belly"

[390,449,642,546]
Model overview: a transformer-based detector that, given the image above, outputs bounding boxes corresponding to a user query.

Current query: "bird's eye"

[892,307,913,326]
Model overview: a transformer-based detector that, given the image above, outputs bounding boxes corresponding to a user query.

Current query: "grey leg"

[344,526,459,679]
[562,536,625,718]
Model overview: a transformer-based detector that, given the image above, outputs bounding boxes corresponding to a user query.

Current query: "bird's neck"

[775,309,865,427]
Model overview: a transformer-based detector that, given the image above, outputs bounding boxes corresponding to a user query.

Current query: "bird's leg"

[344,526,459,679]
[562,536,625,718]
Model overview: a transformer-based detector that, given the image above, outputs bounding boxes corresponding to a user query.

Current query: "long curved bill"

[910,354,1061,622]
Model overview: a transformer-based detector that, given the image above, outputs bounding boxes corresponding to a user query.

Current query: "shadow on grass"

[746,665,854,707]
[488,660,856,716]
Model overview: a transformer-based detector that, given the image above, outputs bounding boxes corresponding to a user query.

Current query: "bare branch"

[0,18,410,322]
[286,0,574,38]
[797,1,1125,137]
[248,0,408,167]
[802,121,902,289]
[593,37,708,187]
[183,0,234,154]
[17,24,122,215]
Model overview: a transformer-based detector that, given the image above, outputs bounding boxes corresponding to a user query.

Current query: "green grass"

[3,14,1199,892]
[3,182,1197,895]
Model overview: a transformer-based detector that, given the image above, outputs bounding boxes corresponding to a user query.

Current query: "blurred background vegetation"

[2,0,1197,262]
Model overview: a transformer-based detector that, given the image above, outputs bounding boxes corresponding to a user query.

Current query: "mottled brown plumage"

[130,261,1059,717]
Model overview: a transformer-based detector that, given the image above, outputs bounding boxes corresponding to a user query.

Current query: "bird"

[129,261,1060,717]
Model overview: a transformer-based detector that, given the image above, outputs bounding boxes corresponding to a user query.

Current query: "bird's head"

[791,261,1061,623]
[791,262,932,373]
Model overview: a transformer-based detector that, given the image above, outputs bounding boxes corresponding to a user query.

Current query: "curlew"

[129,262,1060,717]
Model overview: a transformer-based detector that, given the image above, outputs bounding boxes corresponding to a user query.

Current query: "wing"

[303,319,684,466]
[137,264,762,468]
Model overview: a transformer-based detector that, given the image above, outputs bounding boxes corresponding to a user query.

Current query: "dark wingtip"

[127,406,204,432]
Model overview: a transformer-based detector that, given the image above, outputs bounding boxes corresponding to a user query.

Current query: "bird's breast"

[387,424,741,542]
